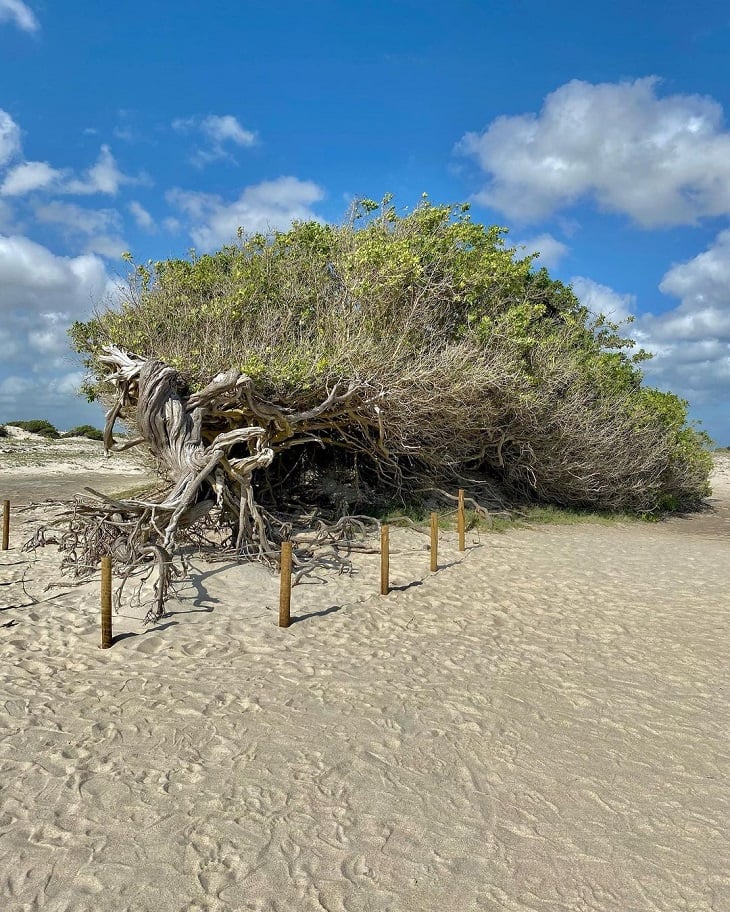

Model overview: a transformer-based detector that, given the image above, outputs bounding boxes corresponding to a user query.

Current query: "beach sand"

[0,445,728,911]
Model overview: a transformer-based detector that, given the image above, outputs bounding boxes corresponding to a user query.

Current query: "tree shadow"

[174,561,238,609]
[290,604,343,624]
[111,619,179,643]
[390,579,423,592]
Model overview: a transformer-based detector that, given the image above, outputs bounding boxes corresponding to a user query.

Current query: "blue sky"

[0,0,728,442]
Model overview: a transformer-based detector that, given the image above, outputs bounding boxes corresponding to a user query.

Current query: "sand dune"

[0,451,728,911]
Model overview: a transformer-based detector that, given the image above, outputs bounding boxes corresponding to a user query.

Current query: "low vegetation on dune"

[62,425,104,441]
[56,196,710,619]
[0,421,103,440]
[8,419,61,439]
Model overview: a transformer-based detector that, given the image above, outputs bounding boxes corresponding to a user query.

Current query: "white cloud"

[62,145,133,196]
[128,200,155,231]
[0,113,141,204]
[640,231,730,406]
[201,115,256,148]
[571,234,730,417]
[0,234,119,422]
[173,113,257,165]
[35,201,127,257]
[1,160,62,195]
[0,0,39,32]
[0,199,15,231]
[657,229,730,335]
[0,109,21,167]
[0,234,115,308]
[28,312,77,355]
[171,117,195,133]
[0,371,100,428]
[168,176,325,249]
[570,276,636,325]
[458,77,730,227]
[55,369,86,396]
[36,200,121,235]
[0,375,33,398]
[511,232,568,269]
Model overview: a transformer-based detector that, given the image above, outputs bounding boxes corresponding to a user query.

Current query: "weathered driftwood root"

[29,345,517,623]
[28,347,388,622]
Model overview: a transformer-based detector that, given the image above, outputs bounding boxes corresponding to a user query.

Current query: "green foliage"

[11,419,60,439]
[62,425,104,441]
[0,425,7,438]
[70,196,712,513]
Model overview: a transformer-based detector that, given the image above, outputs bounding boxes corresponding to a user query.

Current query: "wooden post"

[380,524,390,595]
[457,489,465,552]
[279,540,292,628]
[430,512,438,572]
[100,555,113,649]
[2,499,8,551]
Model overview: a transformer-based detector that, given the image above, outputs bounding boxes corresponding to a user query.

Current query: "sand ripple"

[0,474,728,910]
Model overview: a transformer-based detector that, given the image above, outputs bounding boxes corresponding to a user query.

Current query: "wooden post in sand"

[100,555,113,649]
[457,489,465,552]
[430,512,438,572]
[279,540,292,628]
[380,524,390,595]
[2,499,9,551]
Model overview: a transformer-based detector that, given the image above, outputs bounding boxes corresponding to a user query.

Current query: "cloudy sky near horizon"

[0,0,728,442]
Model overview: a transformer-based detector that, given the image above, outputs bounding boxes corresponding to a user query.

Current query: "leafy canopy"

[70,196,712,512]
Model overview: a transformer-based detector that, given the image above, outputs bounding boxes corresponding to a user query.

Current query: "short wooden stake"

[380,524,390,595]
[100,555,113,649]
[279,540,292,628]
[2,499,9,551]
[457,489,466,552]
[430,512,438,572]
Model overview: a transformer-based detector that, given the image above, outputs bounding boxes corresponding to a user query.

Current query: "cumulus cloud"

[168,176,325,249]
[201,115,256,148]
[570,276,636,325]
[571,233,730,422]
[0,111,139,203]
[511,232,568,269]
[458,77,730,227]
[0,109,21,167]
[0,0,38,32]
[656,230,730,339]
[62,145,134,196]
[128,200,155,231]
[0,234,115,311]
[637,231,730,409]
[173,113,257,165]
[0,234,118,422]
[0,199,15,231]
[35,201,127,257]
[1,160,62,196]
[0,371,101,428]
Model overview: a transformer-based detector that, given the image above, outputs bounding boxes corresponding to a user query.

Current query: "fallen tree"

[42,197,710,620]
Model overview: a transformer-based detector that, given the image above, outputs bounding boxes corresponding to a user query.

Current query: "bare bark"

[27,347,391,623]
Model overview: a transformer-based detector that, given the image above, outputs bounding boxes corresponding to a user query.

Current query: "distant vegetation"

[0,420,103,441]
[62,425,104,441]
[10,419,60,439]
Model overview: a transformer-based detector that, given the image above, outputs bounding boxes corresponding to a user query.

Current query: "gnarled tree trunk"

[28,346,386,622]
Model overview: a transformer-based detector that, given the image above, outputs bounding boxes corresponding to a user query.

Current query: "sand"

[1,429,154,506]
[0,443,728,911]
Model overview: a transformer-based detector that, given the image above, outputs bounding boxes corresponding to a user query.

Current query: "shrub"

[71,196,711,515]
[63,425,104,441]
[11,419,60,439]
[59,195,714,621]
